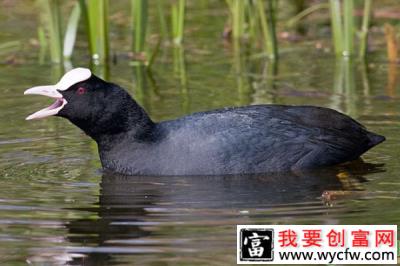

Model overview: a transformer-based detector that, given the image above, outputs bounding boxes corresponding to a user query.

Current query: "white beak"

[24,67,91,120]
[24,85,67,120]
[24,85,63,99]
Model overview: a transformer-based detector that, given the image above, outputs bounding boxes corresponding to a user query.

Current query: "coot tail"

[367,133,385,149]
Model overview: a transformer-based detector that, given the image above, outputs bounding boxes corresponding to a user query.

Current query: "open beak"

[24,85,68,120]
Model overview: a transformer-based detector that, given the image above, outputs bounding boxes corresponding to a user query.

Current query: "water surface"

[0,2,400,265]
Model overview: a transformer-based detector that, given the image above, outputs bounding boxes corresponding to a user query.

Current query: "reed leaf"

[287,3,330,28]
[358,0,372,59]
[63,2,81,60]
[36,0,63,63]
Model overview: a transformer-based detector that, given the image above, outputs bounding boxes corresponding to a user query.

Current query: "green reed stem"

[358,0,372,59]
[246,1,258,42]
[50,0,63,63]
[331,59,344,110]
[233,0,244,39]
[268,0,278,58]
[226,0,245,39]
[343,0,354,56]
[172,0,185,45]
[37,26,47,63]
[37,0,63,63]
[343,58,356,116]
[257,0,277,60]
[177,0,185,43]
[132,0,148,54]
[329,0,343,56]
[156,0,168,40]
[85,0,109,65]
[78,0,90,52]
[132,65,146,106]
[225,0,233,33]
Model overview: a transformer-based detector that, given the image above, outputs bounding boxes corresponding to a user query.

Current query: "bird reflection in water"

[60,161,384,265]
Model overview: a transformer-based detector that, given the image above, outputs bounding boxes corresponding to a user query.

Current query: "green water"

[1,2,400,266]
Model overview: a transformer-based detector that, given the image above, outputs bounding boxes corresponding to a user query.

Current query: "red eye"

[77,87,86,95]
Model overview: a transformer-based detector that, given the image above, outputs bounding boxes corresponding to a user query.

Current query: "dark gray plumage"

[95,104,384,175]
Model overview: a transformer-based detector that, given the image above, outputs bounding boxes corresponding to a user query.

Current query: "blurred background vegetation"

[0,0,399,115]
[0,0,398,120]
[1,0,399,66]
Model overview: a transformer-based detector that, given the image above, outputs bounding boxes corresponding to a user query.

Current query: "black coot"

[24,68,385,176]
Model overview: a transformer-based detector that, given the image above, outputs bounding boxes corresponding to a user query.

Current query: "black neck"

[69,89,155,147]
[93,102,155,148]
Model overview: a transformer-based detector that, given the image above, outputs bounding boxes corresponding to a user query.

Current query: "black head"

[25,68,153,142]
